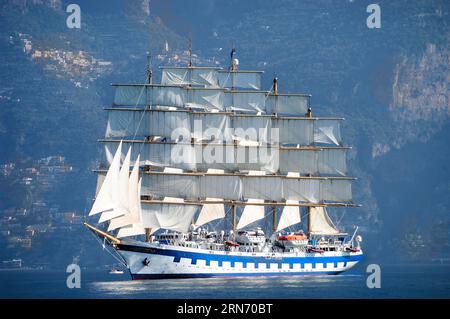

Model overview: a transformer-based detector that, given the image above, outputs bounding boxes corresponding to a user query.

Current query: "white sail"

[190,68,219,87]
[313,119,342,145]
[105,108,343,146]
[232,115,271,144]
[224,91,266,113]
[108,155,141,231]
[161,67,220,87]
[105,144,114,165]
[276,200,301,232]
[309,207,340,235]
[138,172,352,202]
[243,175,283,200]
[116,147,132,215]
[317,148,347,176]
[105,109,191,140]
[150,86,186,107]
[113,85,147,106]
[218,71,262,90]
[275,117,314,145]
[99,147,132,223]
[266,94,310,115]
[191,112,231,142]
[236,199,265,230]
[161,67,189,85]
[141,200,197,233]
[149,111,191,140]
[116,223,146,238]
[104,141,344,176]
[194,198,225,228]
[280,148,347,176]
[95,173,105,196]
[186,88,224,111]
[113,85,186,107]
[89,141,122,216]
[116,177,146,238]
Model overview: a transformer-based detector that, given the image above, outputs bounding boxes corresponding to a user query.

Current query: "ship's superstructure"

[85,49,363,279]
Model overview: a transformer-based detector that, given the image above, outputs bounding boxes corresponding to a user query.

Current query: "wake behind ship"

[85,48,363,279]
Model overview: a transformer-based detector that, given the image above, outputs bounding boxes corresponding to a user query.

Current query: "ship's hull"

[116,241,363,279]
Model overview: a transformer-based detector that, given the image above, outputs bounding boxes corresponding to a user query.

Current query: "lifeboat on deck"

[306,247,325,254]
[224,240,240,247]
[276,231,308,248]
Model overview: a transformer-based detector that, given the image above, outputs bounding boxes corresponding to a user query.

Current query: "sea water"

[1,264,449,299]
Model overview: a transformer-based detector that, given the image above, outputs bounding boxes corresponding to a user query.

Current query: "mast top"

[188,38,193,67]
[273,77,278,95]
[230,45,238,71]
[146,52,152,84]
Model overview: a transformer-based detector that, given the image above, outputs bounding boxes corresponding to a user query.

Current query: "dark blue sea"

[1,264,449,299]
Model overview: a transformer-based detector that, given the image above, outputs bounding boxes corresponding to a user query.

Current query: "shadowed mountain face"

[0,0,449,267]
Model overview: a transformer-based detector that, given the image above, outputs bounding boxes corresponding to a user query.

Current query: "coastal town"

[0,155,82,270]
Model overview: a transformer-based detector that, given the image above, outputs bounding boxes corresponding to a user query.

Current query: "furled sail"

[276,200,301,232]
[194,198,225,228]
[308,207,340,235]
[89,141,122,216]
[236,199,265,230]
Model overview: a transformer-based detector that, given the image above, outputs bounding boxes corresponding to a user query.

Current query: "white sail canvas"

[276,200,301,232]
[236,199,265,230]
[309,207,340,235]
[89,141,122,216]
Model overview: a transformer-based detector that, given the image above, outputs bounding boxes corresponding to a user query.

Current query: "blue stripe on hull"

[131,271,344,280]
[117,243,363,268]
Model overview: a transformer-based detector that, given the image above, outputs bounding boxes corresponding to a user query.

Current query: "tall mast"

[230,43,237,71]
[232,204,236,232]
[147,52,152,84]
[145,228,152,242]
[188,38,193,67]
[307,206,311,236]
[272,206,277,233]
[273,77,278,95]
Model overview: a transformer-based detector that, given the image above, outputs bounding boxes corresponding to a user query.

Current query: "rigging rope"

[88,228,128,267]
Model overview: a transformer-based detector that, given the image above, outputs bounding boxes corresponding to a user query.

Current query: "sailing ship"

[84,48,363,279]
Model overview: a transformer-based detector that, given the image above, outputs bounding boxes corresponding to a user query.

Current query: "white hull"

[116,241,363,279]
